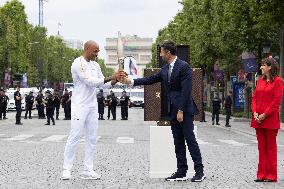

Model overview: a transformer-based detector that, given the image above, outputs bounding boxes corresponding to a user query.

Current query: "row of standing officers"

[1,87,131,124]
[97,90,130,120]
[11,86,72,125]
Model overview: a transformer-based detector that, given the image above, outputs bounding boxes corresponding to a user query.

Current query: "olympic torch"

[117,31,125,82]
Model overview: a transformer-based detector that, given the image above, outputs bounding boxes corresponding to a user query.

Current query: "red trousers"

[256,128,278,181]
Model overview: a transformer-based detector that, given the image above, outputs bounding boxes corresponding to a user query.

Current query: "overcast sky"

[0,0,182,58]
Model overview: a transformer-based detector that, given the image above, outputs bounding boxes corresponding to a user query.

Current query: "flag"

[4,68,11,86]
[129,58,137,75]
[20,73,28,88]
[242,51,257,72]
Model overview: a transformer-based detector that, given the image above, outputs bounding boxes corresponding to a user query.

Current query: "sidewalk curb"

[205,111,284,132]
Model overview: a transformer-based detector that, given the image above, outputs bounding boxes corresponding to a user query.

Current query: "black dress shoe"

[264,179,276,182]
[254,179,265,182]
[216,123,220,125]
[191,172,205,182]
[165,172,187,181]
[45,123,50,125]
[15,122,23,125]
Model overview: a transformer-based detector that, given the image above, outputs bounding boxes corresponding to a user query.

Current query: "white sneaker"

[61,170,71,180]
[81,170,101,180]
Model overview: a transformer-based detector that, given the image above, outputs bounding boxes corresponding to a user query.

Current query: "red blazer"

[251,76,283,129]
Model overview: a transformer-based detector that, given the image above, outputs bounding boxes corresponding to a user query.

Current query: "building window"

[125,54,138,60]
[108,55,117,62]
[140,55,151,62]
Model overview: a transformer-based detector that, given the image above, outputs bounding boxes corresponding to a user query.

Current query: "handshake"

[108,70,131,85]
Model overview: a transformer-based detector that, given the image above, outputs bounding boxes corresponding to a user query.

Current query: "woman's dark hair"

[160,41,177,55]
[262,57,279,81]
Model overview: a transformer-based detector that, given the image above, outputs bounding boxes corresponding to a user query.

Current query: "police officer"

[224,90,233,127]
[53,91,61,120]
[14,86,23,125]
[120,90,130,120]
[109,91,117,120]
[97,89,105,120]
[61,89,70,120]
[2,91,9,119]
[106,92,111,120]
[65,91,72,120]
[212,93,221,125]
[24,91,34,119]
[44,90,55,125]
[36,91,45,119]
[0,89,5,120]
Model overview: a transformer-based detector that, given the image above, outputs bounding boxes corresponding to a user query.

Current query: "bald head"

[84,40,99,51]
[83,40,100,62]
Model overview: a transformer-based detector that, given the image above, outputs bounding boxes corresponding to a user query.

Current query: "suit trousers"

[256,128,278,181]
[171,115,204,174]
[63,106,99,171]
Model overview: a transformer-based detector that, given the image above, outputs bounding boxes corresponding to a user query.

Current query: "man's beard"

[90,56,98,61]
[161,56,168,63]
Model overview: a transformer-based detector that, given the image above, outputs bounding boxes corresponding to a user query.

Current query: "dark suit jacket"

[134,58,198,120]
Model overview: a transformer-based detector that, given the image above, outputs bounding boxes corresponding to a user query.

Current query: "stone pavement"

[0,109,283,189]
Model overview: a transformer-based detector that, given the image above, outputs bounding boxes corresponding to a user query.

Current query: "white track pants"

[63,106,98,171]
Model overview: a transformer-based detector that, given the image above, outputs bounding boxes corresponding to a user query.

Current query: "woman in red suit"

[251,57,283,182]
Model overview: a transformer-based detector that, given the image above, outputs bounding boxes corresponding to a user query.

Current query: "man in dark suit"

[123,41,205,182]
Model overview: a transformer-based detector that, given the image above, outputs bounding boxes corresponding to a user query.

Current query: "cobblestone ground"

[0,108,284,189]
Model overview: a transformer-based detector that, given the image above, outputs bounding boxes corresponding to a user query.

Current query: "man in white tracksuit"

[61,40,123,180]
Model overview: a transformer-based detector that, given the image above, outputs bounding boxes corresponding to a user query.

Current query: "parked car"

[129,89,144,108]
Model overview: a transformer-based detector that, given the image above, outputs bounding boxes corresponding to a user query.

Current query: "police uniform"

[44,91,55,125]
[212,96,221,125]
[3,94,9,119]
[106,94,111,120]
[120,92,129,120]
[97,90,105,120]
[24,92,34,119]
[14,89,22,125]
[62,91,70,120]
[63,56,112,172]
[36,92,45,119]
[0,90,5,120]
[53,92,61,120]
[109,93,117,120]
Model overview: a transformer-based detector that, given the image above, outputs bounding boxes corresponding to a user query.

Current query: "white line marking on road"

[41,135,67,142]
[250,140,257,143]
[197,139,213,145]
[0,134,5,137]
[3,134,34,141]
[218,139,248,146]
[116,137,134,144]
[79,136,101,143]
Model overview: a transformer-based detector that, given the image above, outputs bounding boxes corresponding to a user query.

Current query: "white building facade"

[104,35,153,77]
[64,39,83,50]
